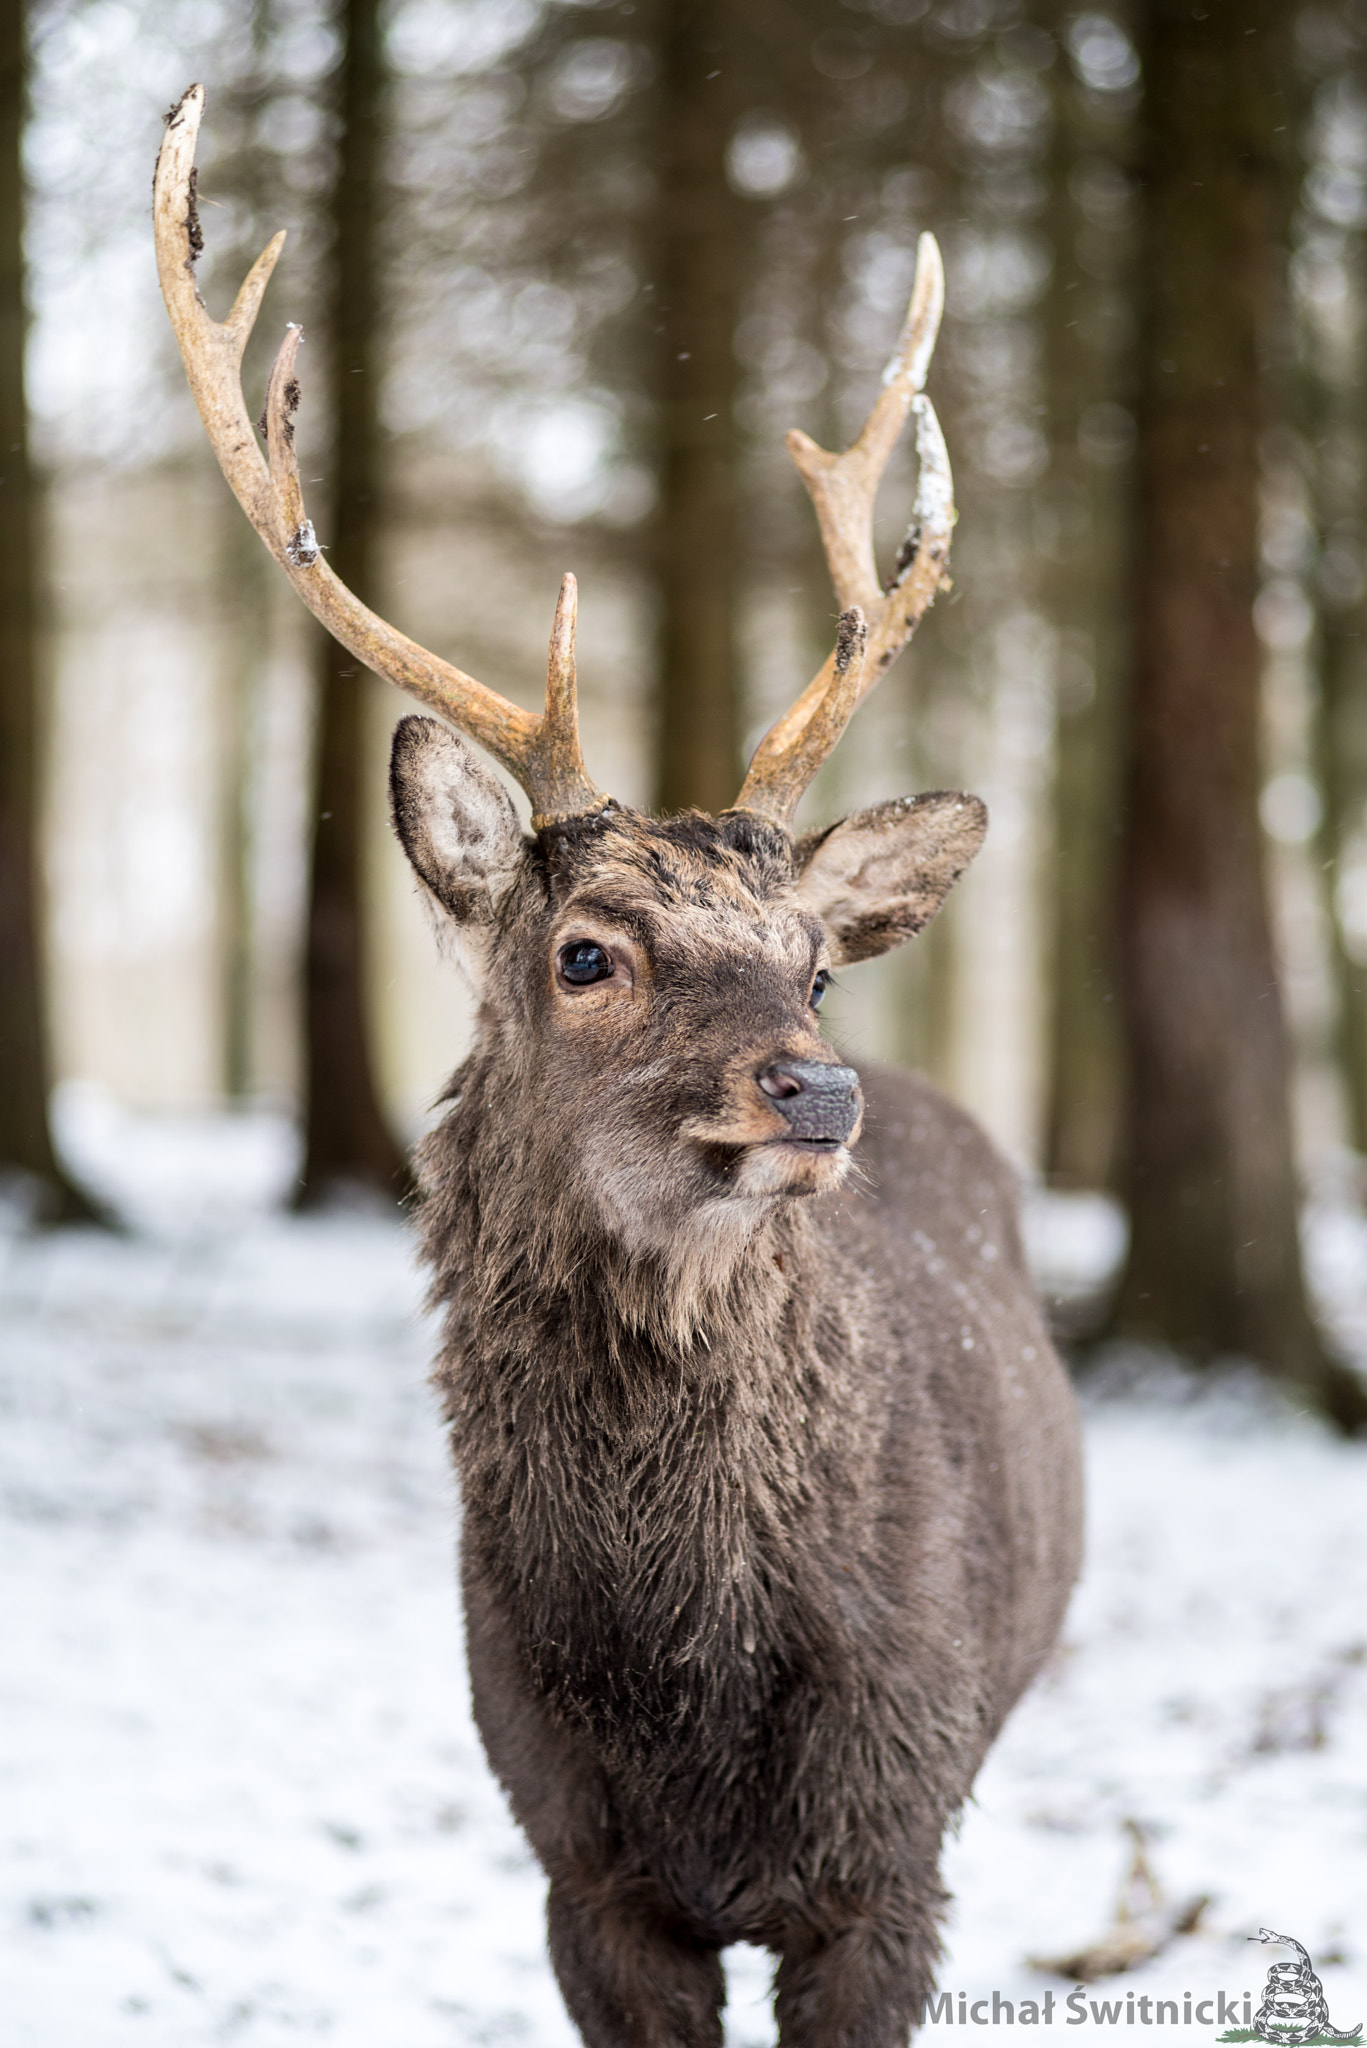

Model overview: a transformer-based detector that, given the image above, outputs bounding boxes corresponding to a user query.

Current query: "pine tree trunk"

[1110,0,1363,1426]
[1317,590,1367,1158]
[214,2,275,1106]
[1307,212,1367,1158]
[296,0,408,1206]
[218,506,267,1102]
[1040,55,1126,1193]
[651,0,743,816]
[0,3,92,1220]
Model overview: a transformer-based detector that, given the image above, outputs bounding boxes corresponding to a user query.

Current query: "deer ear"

[389,717,524,938]
[793,793,987,965]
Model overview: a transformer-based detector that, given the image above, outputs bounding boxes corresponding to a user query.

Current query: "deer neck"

[418,1055,829,1373]
[421,1064,869,1733]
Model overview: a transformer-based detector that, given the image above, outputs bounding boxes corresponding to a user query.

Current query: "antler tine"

[153,88,284,545]
[741,609,868,828]
[154,85,606,827]
[531,573,604,823]
[733,234,956,829]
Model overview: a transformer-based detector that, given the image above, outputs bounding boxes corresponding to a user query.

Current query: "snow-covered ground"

[4,1094,1367,2046]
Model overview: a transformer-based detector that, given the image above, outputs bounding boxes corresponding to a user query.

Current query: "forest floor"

[3,1088,1367,2047]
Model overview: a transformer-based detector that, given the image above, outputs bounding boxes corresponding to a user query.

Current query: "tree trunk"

[1110,0,1363,1427]
[214,3,274,1106]
[651,0,743,816]
[0,3,92,1221]
[1316,577,1367,1159]
[296,0,408,1206]
[1040,58,1127,1194]
[1306,213,1367,1158]
[218,507,270,1102]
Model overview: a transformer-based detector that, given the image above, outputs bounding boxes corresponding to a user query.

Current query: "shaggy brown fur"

[392,717,1083,2048]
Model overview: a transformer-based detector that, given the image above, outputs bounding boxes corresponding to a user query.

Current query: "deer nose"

[757,1060,862,1143]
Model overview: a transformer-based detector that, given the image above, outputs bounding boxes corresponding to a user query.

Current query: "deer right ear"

[793,791,987,964]
[389,717,525,944]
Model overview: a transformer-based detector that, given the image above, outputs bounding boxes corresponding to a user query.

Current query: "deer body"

[441,1069,1076,2045]
[400,792,1082,2048]
[152,97,1083,2043]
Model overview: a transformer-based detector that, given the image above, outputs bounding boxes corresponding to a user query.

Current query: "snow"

[3,1097,1367,2045]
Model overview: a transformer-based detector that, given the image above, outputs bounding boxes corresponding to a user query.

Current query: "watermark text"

[921,1989,1256,2027]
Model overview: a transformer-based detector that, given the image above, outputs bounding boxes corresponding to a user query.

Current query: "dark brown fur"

[393,718,1082,2048]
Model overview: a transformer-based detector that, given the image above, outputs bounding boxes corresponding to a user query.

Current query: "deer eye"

[559,941,615,987]
[810,970,830,1011]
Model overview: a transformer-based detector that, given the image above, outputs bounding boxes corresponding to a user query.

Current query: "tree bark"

[1317,604,1367,1158]
[1040,57,1127,1194]
[651,0,744,816]
[217,507,267,1101]
[213,4,275,1105]
[0,3,93,1220]
[1110,0,1363,1426]
[297,0,408,1205]
[1306,221,1367,1158]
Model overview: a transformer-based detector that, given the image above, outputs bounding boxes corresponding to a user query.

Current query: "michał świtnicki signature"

[919,1928,1363,2036]
[921,1987,1250,2026]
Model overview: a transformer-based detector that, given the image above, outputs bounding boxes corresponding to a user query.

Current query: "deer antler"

[733,234,955,829]
[153,84,605,828]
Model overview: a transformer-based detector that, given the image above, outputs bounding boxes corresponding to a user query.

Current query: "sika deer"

[155,87,1082,2048]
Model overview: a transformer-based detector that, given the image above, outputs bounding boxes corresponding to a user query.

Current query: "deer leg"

[546,1875,725,2048]
[773,1908,939,2048]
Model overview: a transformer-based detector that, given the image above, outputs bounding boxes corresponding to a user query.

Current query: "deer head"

[154,85,985,1263]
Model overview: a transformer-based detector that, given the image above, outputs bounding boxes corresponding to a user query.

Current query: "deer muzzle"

[757,1061,862,1145]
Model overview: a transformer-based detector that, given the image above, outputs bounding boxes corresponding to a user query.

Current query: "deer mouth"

[727,1131,854,1201]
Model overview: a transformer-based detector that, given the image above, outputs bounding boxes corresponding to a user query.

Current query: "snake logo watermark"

[1218,1929,1363,2045]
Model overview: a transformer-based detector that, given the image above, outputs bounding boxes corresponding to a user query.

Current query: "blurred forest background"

[2,0,1367,1424]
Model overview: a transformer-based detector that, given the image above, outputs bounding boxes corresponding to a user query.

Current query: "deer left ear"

[793,792,988,964]
[389,716,525,939]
